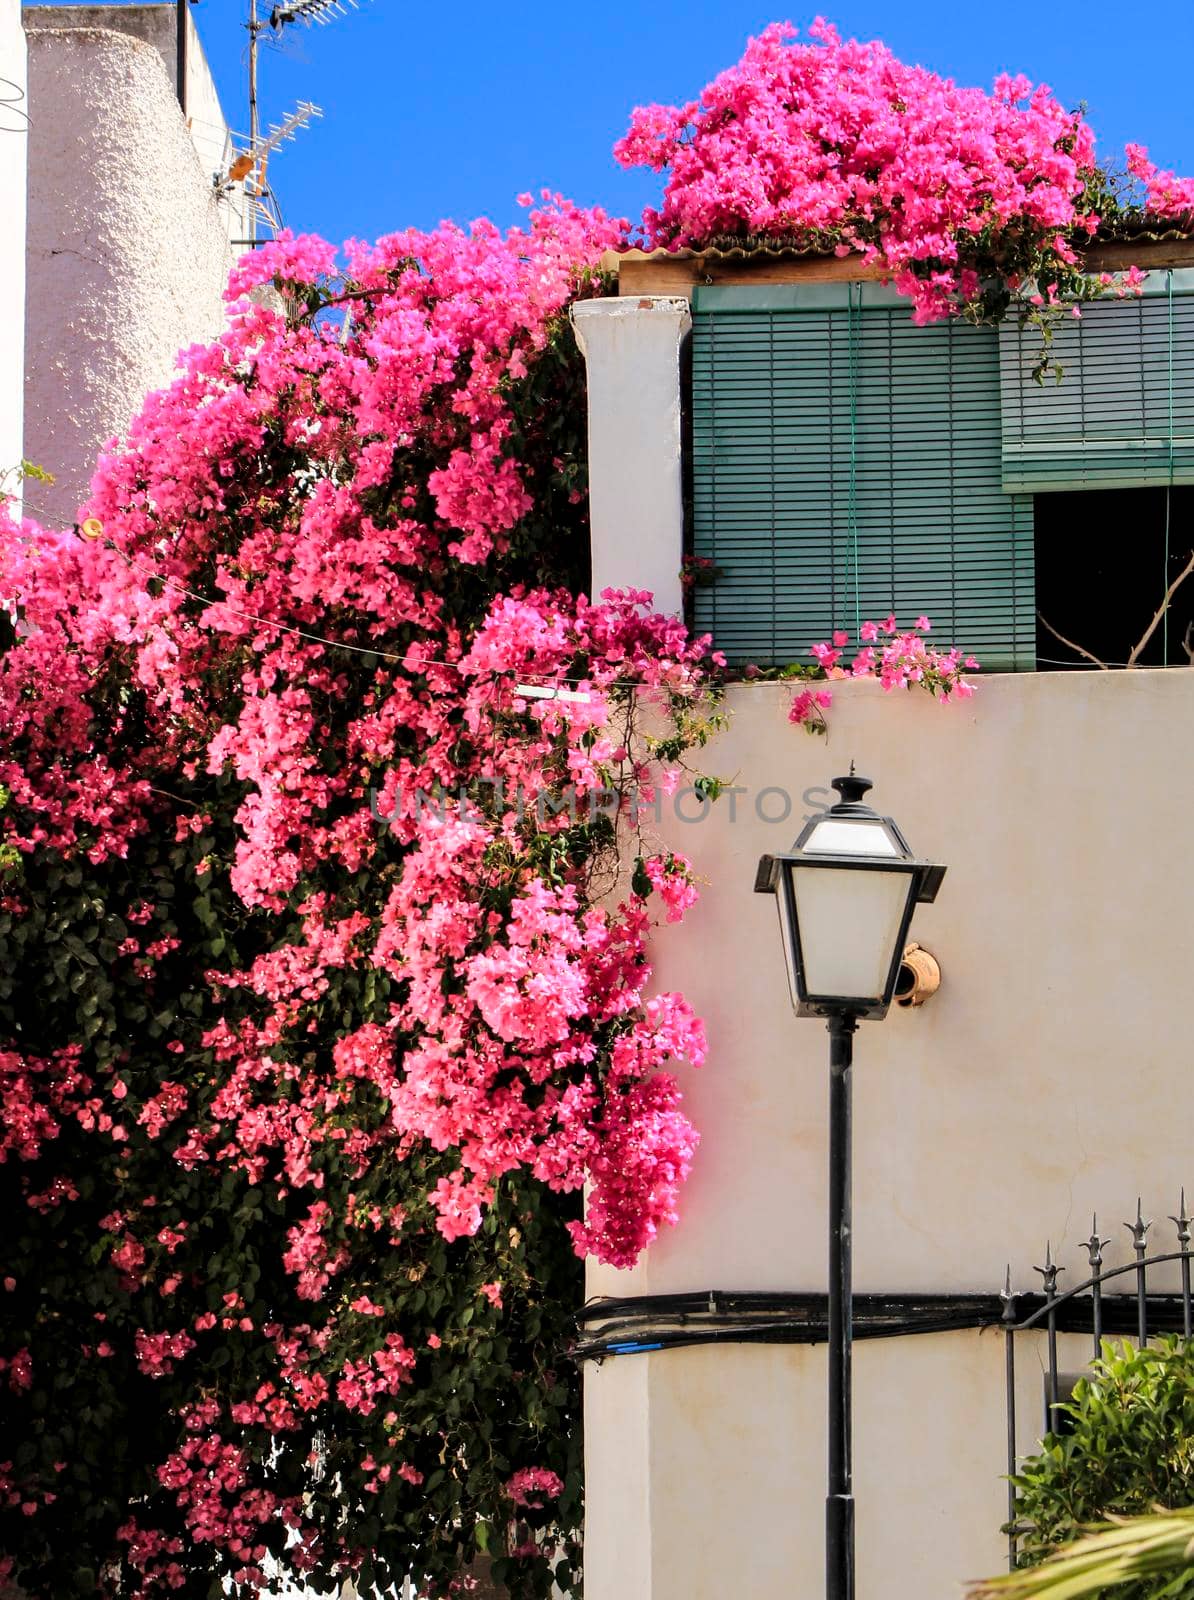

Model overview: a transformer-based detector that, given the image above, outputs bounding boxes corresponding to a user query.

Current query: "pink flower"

[506,1467,565,1508]
[614,24,1115,322]
[789,688,833,730]
[1126,142,1156,180]
[639,852,699,923]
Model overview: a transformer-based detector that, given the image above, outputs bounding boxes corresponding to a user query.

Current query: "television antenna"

[269,0,358,26]
[235,0,361,242]
[221,99,323,237]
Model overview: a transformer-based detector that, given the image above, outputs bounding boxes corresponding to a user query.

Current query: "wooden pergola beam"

[606,237,1194,299]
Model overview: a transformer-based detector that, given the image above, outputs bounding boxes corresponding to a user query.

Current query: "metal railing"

[1000,1191,1194,1568]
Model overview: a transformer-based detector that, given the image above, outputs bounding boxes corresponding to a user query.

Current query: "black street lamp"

[754,772,946,1600]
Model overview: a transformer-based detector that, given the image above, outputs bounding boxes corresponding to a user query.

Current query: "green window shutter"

[691,283,1035,672]
[1000,270,1194,493]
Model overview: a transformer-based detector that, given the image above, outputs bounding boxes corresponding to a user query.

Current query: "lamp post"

[754,772,946,1600]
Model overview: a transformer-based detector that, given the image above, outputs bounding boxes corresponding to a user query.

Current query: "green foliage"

[1011,1339,1194,1599]
[0,799,585,1599]
[971,1506,1194,1600]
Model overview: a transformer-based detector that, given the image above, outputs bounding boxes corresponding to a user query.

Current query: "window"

[1034,486,1194,668]
[690,283,1035,670]
[688,273,1194,673]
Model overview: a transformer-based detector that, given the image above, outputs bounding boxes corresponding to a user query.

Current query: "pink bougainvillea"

[0,199,717,1600]
[616,19,1193,325]
[506,1467,565,1508]
[790,617,979,730]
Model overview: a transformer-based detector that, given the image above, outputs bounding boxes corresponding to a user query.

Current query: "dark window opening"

[1045,1372,1088,1439]
[1035,487,1194,669]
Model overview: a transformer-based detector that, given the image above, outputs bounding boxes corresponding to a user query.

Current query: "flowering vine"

[615,18,1194,332]
[784,618,979,731]
[0,197,725,1600]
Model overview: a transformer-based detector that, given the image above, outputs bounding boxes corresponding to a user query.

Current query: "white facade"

[18,4,243,525]
[578,296,1194,1599]
[22,2,248,212]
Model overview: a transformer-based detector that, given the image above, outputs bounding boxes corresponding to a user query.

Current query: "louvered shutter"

[999,270,1194,493]
[691,283,1035,671]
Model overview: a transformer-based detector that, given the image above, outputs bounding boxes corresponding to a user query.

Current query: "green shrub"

[1012,1336,1194,1598]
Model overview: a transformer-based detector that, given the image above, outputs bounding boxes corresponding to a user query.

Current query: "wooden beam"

[609,235,1194,298]
[614,250,885,299]
[1083,237,1194,271]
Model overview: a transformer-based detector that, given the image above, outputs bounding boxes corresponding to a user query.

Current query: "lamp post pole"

[826,1010,857,1600]
[754,772,946,1600]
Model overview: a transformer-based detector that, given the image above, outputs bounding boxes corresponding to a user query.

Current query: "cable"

[846,280,861,640]
[1036,656,1162,669]
[574,1287,1194,1362]
[0,74,29,135]
[5,518,713,694]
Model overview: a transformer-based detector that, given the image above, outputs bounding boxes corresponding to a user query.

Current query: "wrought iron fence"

[1000,1191,1194,1569]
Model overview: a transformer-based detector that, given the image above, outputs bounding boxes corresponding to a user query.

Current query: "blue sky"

[126,0,1194,244]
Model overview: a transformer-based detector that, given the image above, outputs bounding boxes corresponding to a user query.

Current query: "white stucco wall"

[21,20,237,524]
[585,668,1194,1600]
[571,298,689,616]
[0,0,26,499]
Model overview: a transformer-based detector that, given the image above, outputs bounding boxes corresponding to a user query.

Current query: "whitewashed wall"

[584,668,1194,1599]
[575,290,1194,1600]
[21,16,238,524]
[0,0,26,498]
[22,3,249,234]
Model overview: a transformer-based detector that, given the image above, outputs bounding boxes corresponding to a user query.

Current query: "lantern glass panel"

[775,863,801,1014]
[801,818,901,857]
[789,862,916,1003]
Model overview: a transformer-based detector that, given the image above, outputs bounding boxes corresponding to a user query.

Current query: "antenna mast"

[247,0,260,241]
[233,0,360,245]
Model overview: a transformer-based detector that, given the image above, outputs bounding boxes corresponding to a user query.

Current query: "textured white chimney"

[0,0,26,507]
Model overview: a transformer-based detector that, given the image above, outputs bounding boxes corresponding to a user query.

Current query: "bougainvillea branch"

[788,618,979,731]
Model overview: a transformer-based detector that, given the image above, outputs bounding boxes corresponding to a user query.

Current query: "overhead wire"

[4,513,708,695]
[845,279,862,641]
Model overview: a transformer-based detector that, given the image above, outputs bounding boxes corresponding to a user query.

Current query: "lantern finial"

[831,773,874,811]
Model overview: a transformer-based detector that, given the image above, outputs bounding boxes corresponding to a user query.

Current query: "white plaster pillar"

[0,0,27,505]
[571,297,690,617]
[583,1356,653,1600]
